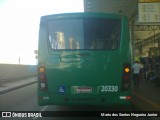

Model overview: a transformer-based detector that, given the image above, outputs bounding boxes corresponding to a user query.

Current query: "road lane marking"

[32,106,48,120]
[40,106,48,112]
[132,91,160,110]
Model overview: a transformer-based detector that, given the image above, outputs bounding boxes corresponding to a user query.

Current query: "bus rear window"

[47,18,121,50]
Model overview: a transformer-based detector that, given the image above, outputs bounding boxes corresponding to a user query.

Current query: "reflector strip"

[126,96,131,100]
[119,96,126,99]
[119,96,131,100]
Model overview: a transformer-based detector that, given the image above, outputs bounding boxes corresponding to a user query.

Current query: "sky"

[0,0,84,65]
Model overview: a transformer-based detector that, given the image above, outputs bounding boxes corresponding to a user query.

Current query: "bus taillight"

[39,74,45,80]
[39,67,45,73]
[121,63,131,91]
[38,66,48,91]
[124,68,130,73]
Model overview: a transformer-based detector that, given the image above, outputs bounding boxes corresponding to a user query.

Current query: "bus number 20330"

[100,85,118,92]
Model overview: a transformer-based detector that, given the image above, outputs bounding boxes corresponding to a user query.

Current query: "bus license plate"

[72,86,92,94]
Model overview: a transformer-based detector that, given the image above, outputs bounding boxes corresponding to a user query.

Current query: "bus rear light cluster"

[38,66,48,91]
[121,63,131,91]
[120,96,131,100]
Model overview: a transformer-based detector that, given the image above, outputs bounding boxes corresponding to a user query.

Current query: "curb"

[0,75,37,82]
[0,81,37,95]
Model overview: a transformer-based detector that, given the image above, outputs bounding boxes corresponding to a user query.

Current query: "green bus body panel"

[38,13,131,106]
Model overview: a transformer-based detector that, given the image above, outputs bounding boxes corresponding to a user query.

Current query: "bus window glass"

[48,18,121,50]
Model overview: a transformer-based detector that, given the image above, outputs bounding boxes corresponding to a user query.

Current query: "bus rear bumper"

[38,91,132,106]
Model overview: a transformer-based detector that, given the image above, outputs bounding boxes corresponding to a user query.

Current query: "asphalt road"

[0,83,159,120]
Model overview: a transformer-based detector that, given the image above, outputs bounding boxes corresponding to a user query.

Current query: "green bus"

[38,12,132,106]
